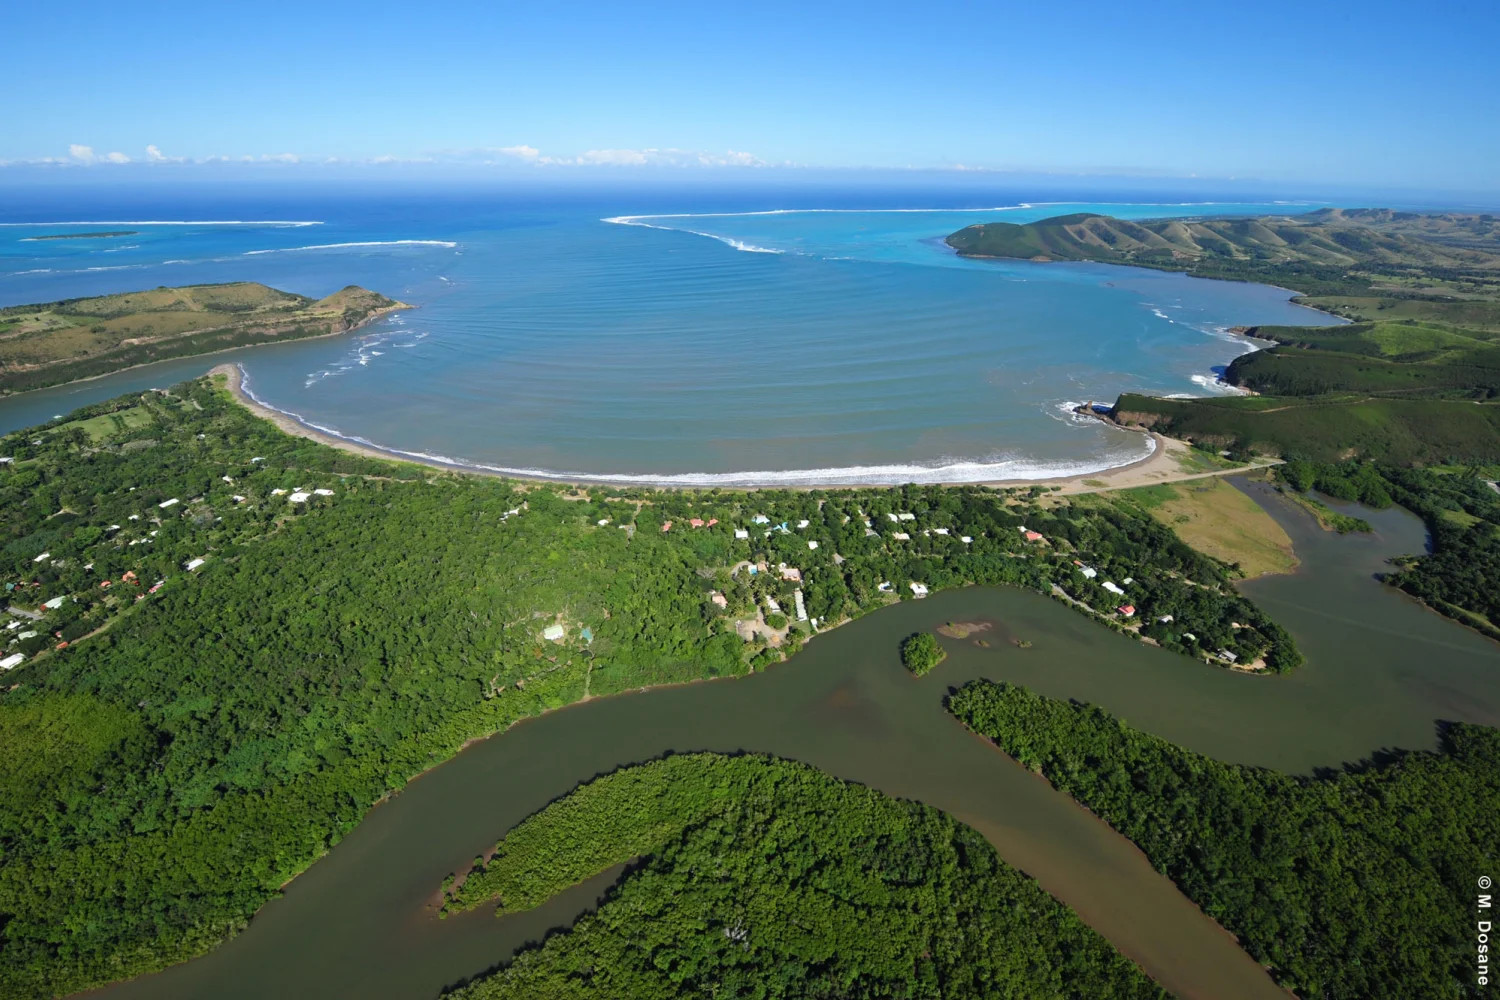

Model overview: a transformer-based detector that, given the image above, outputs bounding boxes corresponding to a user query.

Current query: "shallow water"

[2,192,1334,482]
[89,483,1500,1000]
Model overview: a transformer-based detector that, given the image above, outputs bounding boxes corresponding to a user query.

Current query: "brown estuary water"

[90,482,1500,1000]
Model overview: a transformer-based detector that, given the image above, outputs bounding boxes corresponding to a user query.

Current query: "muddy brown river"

[91,483,1500,999]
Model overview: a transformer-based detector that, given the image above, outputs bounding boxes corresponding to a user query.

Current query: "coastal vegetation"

[899,630,944,675]
[946,208,1500,299]
[949,680,1500,1000]
[441,753,1166,1000]
[0,374,1303,996]
[0,282,406,394]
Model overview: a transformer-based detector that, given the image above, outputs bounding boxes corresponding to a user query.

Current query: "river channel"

[90,483,1500,1000]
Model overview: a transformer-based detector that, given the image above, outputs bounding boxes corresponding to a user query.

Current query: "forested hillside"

[0,375,1293,996]
[950,681,1500,1000]
[441,754,1166,1000]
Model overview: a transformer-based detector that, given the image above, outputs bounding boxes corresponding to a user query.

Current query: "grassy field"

[1110,477,1298,577]
[54,405,155,443]
[0,282,406,394]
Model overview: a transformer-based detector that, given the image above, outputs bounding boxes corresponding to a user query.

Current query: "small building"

[314,488,335,497]
[43,596,65,610]
[797,519,810,529]
[898,512,916,522]
[960,535,973,544]
[689,518,704,528]
[1183,632,1196,642]
[706,518,718,527]
[865,528,878,537]
[1023,530,1045,543]
[765,596,781,614]
[99,580,111,589]
[1122,576,1134,585]
[0,653,24,670]
[184,558,206,572]
[660,521,672,532]
[793,589,808,621]
[710,591,728,608]
[1102,581,1125,596]
[1117,604,1136,617]
[752,515,770,524]
[271,488,288,496]
[1080,567,1098,579]
[233,495,247,503]
[543,623,565,642]
[598,518,611,526]
[1216,649,1238,663]
[1158,614,1174,623]
[886,512,899,522]
[734,528,750,539]
[807,540,819,550]
[877,581,894,593]
[159,498,180,509]
[122,571,138,583]
[781,567,802,582]
[288,492,311,503]
[933,527,949,535]
[909,582,929,598]
[892,532,910,540]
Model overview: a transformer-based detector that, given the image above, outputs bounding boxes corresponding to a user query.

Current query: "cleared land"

[0,282,408,394]
[1112,477,1298,578]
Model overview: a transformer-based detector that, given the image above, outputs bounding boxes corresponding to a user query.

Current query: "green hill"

[0,282,408,394]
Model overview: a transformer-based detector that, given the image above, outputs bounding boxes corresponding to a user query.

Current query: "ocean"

[0,187,1335,484]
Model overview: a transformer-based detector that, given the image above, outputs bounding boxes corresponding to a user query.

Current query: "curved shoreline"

[215,363,1272,493]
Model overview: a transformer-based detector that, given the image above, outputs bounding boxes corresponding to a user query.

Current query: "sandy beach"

[213,363,1274,493]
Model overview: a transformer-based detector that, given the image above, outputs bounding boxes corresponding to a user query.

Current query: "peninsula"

[0,281,408,394]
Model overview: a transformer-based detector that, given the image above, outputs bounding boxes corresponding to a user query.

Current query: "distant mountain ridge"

[946,209,1500,298]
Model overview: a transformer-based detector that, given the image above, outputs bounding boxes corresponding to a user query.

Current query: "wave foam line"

[603,218,781,253]
[237,366,1152,486]
[243,239,457,255]
[602,204,1033,226]
[0,220,322,227]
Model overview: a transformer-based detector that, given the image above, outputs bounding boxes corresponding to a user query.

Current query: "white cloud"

[69,144,96,163]
[495,144,540,161]
[104,151,130,164]
[144,144,186,163]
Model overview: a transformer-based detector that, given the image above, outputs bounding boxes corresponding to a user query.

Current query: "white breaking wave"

[604,217,782,254]
[238,365,1153,487]
[0,220,321,227]
[244,239,457,255]
[1190,373,1252,395]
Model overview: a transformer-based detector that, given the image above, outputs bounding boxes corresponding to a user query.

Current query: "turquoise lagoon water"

[0,194,1335,483]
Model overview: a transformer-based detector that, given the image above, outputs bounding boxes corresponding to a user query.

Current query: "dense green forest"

[442,753,1166,1000]
[0,375,1291,997]
[949,680,1500,1000]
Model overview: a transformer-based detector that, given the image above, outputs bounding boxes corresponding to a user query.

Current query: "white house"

[807,540,819,550]
[892,532,910,540]
[288,492,311,503]
[751,515,770,524]
[543,623,565,641]
[933,527,949,535]
[734,528,750,539]
[1158,614,1175,623]
[797,519,810,529]
[159,498,179,509]
[909,582,929,598]
[0,653,24,671]
[877,581,894,593]
[33,552,50,563]
[898,512,916,521]
[793,589,807,621]
[43,596,64,610]
[1102,581,1125,595]
[886,512,899,522]
[184,558,206,571]
[1080,567,1098,579]
[313,488,335,497]
[960,535,973,544]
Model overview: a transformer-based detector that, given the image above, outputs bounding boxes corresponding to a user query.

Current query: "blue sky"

[5,0,1498,193]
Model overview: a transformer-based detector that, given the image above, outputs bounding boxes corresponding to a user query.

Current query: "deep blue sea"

[0,187,1336,484]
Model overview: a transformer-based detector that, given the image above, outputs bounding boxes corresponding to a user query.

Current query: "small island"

[900,631,946,676]
[0,281,409,394]
[20,230,139,241]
